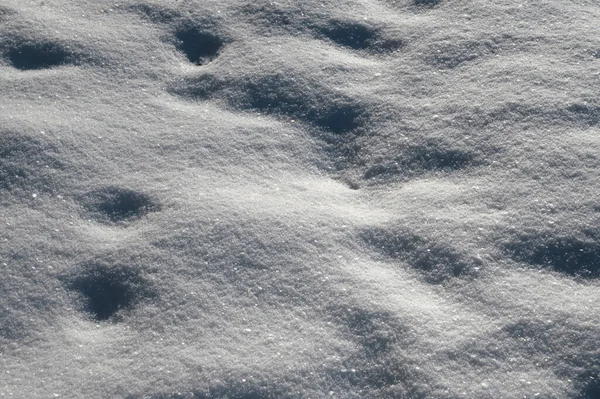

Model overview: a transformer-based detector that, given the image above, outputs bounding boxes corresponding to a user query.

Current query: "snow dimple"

[318,20,402,54]
[320,21,376,50]
[415,0,440,6]
[333,307,402,358]
[362,139,480,181]
[126,383,275,399]
[565,104,600,126]
[454,101,600,130]
[80,186,160,224]
[324,305,436,396]
[191,387,269,399]
[503,230,600,279]
[438,318,600,398]
[67,262,154,322]
[239,3,402,55]
[175,26,223,66]
[127,4,225,66]
[500,321,600,399]
[580,374,600,399]
[362,227,482,284]
[4,41,74,70]
[413,0,440,7]
[171,73,366,135]
[500,320,556,353]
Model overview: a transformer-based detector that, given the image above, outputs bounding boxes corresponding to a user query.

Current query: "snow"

[1,0,600,398]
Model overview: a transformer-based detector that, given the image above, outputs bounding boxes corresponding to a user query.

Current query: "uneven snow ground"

[1,0,600,398]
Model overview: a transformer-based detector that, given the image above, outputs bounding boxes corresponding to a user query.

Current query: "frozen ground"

[1,0,599,398]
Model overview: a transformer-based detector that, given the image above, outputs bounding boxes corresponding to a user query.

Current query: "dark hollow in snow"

[320,21,377,50]
[573,362,600,399]
[240,3,402,54]
[81,186,159,224]
[5,41,73,70]
[317,20,402,54]
[316,105,363,135]
[456,101,600,130]
[363,141,477,181]
[362,227,481,284]
[67,263,153,321]
[580,376,600,399]
[332,306,401,358]
[344,179,361,190]
[504,232,600,279]
[128,383,277,399]
[500,320,557,355]
[414,0,440,6]
[192,390,268,399]
[323,322,429,397]
[175,27,223,65]
[565,104,600,126]
[172,74,365,134]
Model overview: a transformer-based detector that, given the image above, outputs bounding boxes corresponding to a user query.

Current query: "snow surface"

[1,0,600,398]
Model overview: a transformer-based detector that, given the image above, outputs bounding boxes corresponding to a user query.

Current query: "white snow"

[1,0,599,398]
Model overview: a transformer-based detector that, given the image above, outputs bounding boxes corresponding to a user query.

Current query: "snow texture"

[1,0,600,398]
